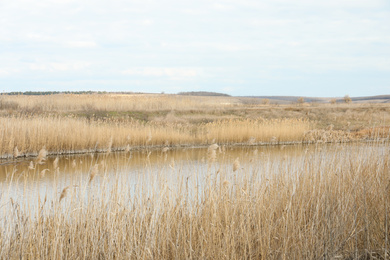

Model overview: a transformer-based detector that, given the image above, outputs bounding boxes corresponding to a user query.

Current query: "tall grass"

[204,118,310,143]
[0,143,389,259]
[0,116,311,157]
[0,94,240,112]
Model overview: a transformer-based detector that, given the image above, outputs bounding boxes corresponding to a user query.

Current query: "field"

[1,93,390,158]
[1,93,390,259]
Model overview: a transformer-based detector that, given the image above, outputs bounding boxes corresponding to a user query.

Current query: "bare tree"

[344,95,352,104]
[297,97,305,105]
[261,98,270,105]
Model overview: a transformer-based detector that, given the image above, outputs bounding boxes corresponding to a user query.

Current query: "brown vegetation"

[1,93,390,158]
[0,116,311,158]
[1,143,389,259]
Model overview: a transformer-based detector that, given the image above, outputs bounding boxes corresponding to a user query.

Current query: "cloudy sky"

[1,0,389,97]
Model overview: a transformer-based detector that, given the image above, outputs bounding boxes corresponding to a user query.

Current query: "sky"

[0,0,390,97]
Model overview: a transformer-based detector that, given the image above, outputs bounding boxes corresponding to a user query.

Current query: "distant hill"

[177,91,231,97]
[240,95,390,104]
[350,95,390,103]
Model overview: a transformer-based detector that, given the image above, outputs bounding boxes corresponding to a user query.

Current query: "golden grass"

[0,116,312,157]
[204,118,310,143]
[0,94,241,112]
[2,94,390,131]
[1,93,390,159]
[1,143,389,259]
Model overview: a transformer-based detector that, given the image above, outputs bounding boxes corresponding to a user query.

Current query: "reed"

[0,116,312,157]
[0,93,240,112]
[2,94,390,132]
[0,143,389,259]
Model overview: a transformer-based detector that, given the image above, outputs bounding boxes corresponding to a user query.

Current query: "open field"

[0,143,389,259]
[1,93,390,158]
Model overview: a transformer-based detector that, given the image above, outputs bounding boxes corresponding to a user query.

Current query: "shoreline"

[1,138,388,164]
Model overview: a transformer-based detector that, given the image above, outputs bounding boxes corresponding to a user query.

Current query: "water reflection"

[0,142,387,213]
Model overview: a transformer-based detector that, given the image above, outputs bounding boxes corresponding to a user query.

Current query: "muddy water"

[0,143,387,214]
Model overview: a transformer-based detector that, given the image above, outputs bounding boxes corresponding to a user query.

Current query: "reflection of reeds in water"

[207,143,218,164]
[1,143,390,259]
[28,161,34,170]
[71,159,77,168]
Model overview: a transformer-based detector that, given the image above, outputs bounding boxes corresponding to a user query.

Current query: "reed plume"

[233,157,240,172]
[107,137,113,154]
[40,169,49,178]
[169,158,175,169]
[59,186,70,202]
[53,157,59,169]
[89,164,99,184]
[13,147,19,158]
[146,131,152,143]
[125,144,131,153]
[36,147,47,164]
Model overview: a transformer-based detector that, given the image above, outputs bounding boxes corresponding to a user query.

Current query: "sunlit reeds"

[0,93,240,112]
[0,116,312,157]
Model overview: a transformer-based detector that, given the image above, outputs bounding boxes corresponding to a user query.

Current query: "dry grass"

[1,143,389,259]
[1,93,390,158]
[0,94,241,112]
[204,118,310,143]
[0,116,312,157]
[2,94,390,130]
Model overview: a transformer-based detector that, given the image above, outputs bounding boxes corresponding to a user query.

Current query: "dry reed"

[0,143,389,259]
[0,116,312,157]
[0,93,240,112]
[88,164,99,184]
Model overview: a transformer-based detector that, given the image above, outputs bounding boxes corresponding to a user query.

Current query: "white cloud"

[0,68,20,77]
[212,3,235,11]
[66,41,97,48]
[122,68,200,79]
[138,19,154,26]
[29,61,91,72]
[0,69,10,77]
[216,44,252,52]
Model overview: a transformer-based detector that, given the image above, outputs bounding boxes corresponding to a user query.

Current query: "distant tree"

[297,97,305,105]
[330,98,337,105]
[344,95,352,104]
[177,91,230,97]
[261,98,270,105]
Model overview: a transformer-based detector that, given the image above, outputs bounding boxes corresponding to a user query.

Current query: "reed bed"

[204,118,310,143]
[0,94,240,112]
[0,143,389,259]
[0,116,312,157]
